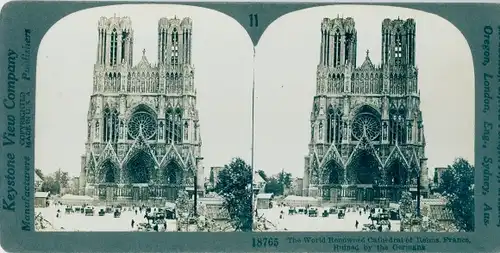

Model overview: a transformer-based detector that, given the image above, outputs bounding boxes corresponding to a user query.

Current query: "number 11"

[249,14,258,27]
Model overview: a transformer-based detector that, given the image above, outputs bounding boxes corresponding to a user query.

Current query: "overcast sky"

[36,4,254,177]
[36,4,474,180]
[254,5,474,177]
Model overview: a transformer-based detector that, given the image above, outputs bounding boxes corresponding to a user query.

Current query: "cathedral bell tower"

[80,16,204,200]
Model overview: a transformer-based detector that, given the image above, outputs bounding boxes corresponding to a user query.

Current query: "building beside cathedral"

[302,17,429,204]
[79,15,204,202]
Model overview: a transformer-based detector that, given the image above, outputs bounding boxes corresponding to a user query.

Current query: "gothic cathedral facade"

[303,17,429,203]
[79,16,204,202]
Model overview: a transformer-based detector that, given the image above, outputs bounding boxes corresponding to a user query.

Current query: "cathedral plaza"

[78,15,205,205]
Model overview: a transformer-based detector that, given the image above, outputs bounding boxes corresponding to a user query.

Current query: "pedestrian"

[355,220,359,229]
[388,222,391,231]
[135,209,138,215]
[359,210,362,216]
[131,219,135,228]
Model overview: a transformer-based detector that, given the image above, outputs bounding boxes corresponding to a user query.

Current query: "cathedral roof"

[359,50,375,70]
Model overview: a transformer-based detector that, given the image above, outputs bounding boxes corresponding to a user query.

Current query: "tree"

[214,157,252,231]
[35,168,44,180]
[264,178,283,195]
[438,158,474,232]
[277,170,292,189]
[41,175,60,195]
[209,168,215,186]
[257,170,268,182]
[54,170,70,188]
[433,170,439,185]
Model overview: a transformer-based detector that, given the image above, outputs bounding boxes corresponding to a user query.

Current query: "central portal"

[125,150,156,184]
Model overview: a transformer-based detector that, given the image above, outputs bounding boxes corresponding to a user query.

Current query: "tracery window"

[121,31,128,63]
[327,107,343,144]
[173,112,182,144]
[389,109,407,144]
[394,31,403,65]
[171,28,179,65]
[103,108,119,142]
[94,121,100,139]
[166,111,173,144]
[333,30,341,67]
[128,111,157,140]
[165,109,183,144]
[344,33,353,64]
[110,29,118,66]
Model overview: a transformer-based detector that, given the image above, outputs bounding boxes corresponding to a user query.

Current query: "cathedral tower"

[80,16,204,202]
[303,17,427,204]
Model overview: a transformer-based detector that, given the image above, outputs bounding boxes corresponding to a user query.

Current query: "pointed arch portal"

[125,150,155,184]
[347,150,381,185]
[162,161,184,200]
[321,161,345,201]
[99,160,119,184]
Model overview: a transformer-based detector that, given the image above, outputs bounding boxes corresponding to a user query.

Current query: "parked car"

[98,209,106,216]
[322,210,329,217]
[308,208,318,217]
[338,210,345,219]
[84,207,95,216]
[114,209,121,218]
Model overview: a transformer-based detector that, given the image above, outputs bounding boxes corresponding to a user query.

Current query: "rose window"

[351,113,381,141]
[128,112,157,139]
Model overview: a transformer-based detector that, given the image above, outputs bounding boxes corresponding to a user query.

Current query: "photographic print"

[34,4,254,232]
[252,5,475,233]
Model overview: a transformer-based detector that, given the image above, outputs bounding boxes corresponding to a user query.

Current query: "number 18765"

[252,237,279,248]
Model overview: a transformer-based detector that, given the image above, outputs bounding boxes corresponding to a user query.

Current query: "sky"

[35,4,254,177]
[253,5,474,177]
[35,4,474,180]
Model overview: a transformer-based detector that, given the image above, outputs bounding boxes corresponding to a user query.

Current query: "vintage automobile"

[74,206,82,213]
[328,208,338,214]
[288,208,297,215]
[105,207,113,213]
[362,224,377,232]
[98,209,106,216]
[322,210,329,217]
[84,206,95,216]
[337,210,345,219]
[114,209,121,218]
[137,223,153,232]
[308,208,318,217]
[65,207,73,214]
[155,211,165,220]
[297,207,306,214]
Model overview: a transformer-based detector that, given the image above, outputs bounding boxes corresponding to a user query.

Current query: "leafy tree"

[433,170,439,185]
[257,170,268,182]
[41,175,60,194]
[277,171,292,189]
[209,168,215,186]
[214,157,252,231]
[35,168,44,180]
[438,158,474,232]
[264,178,284,196]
